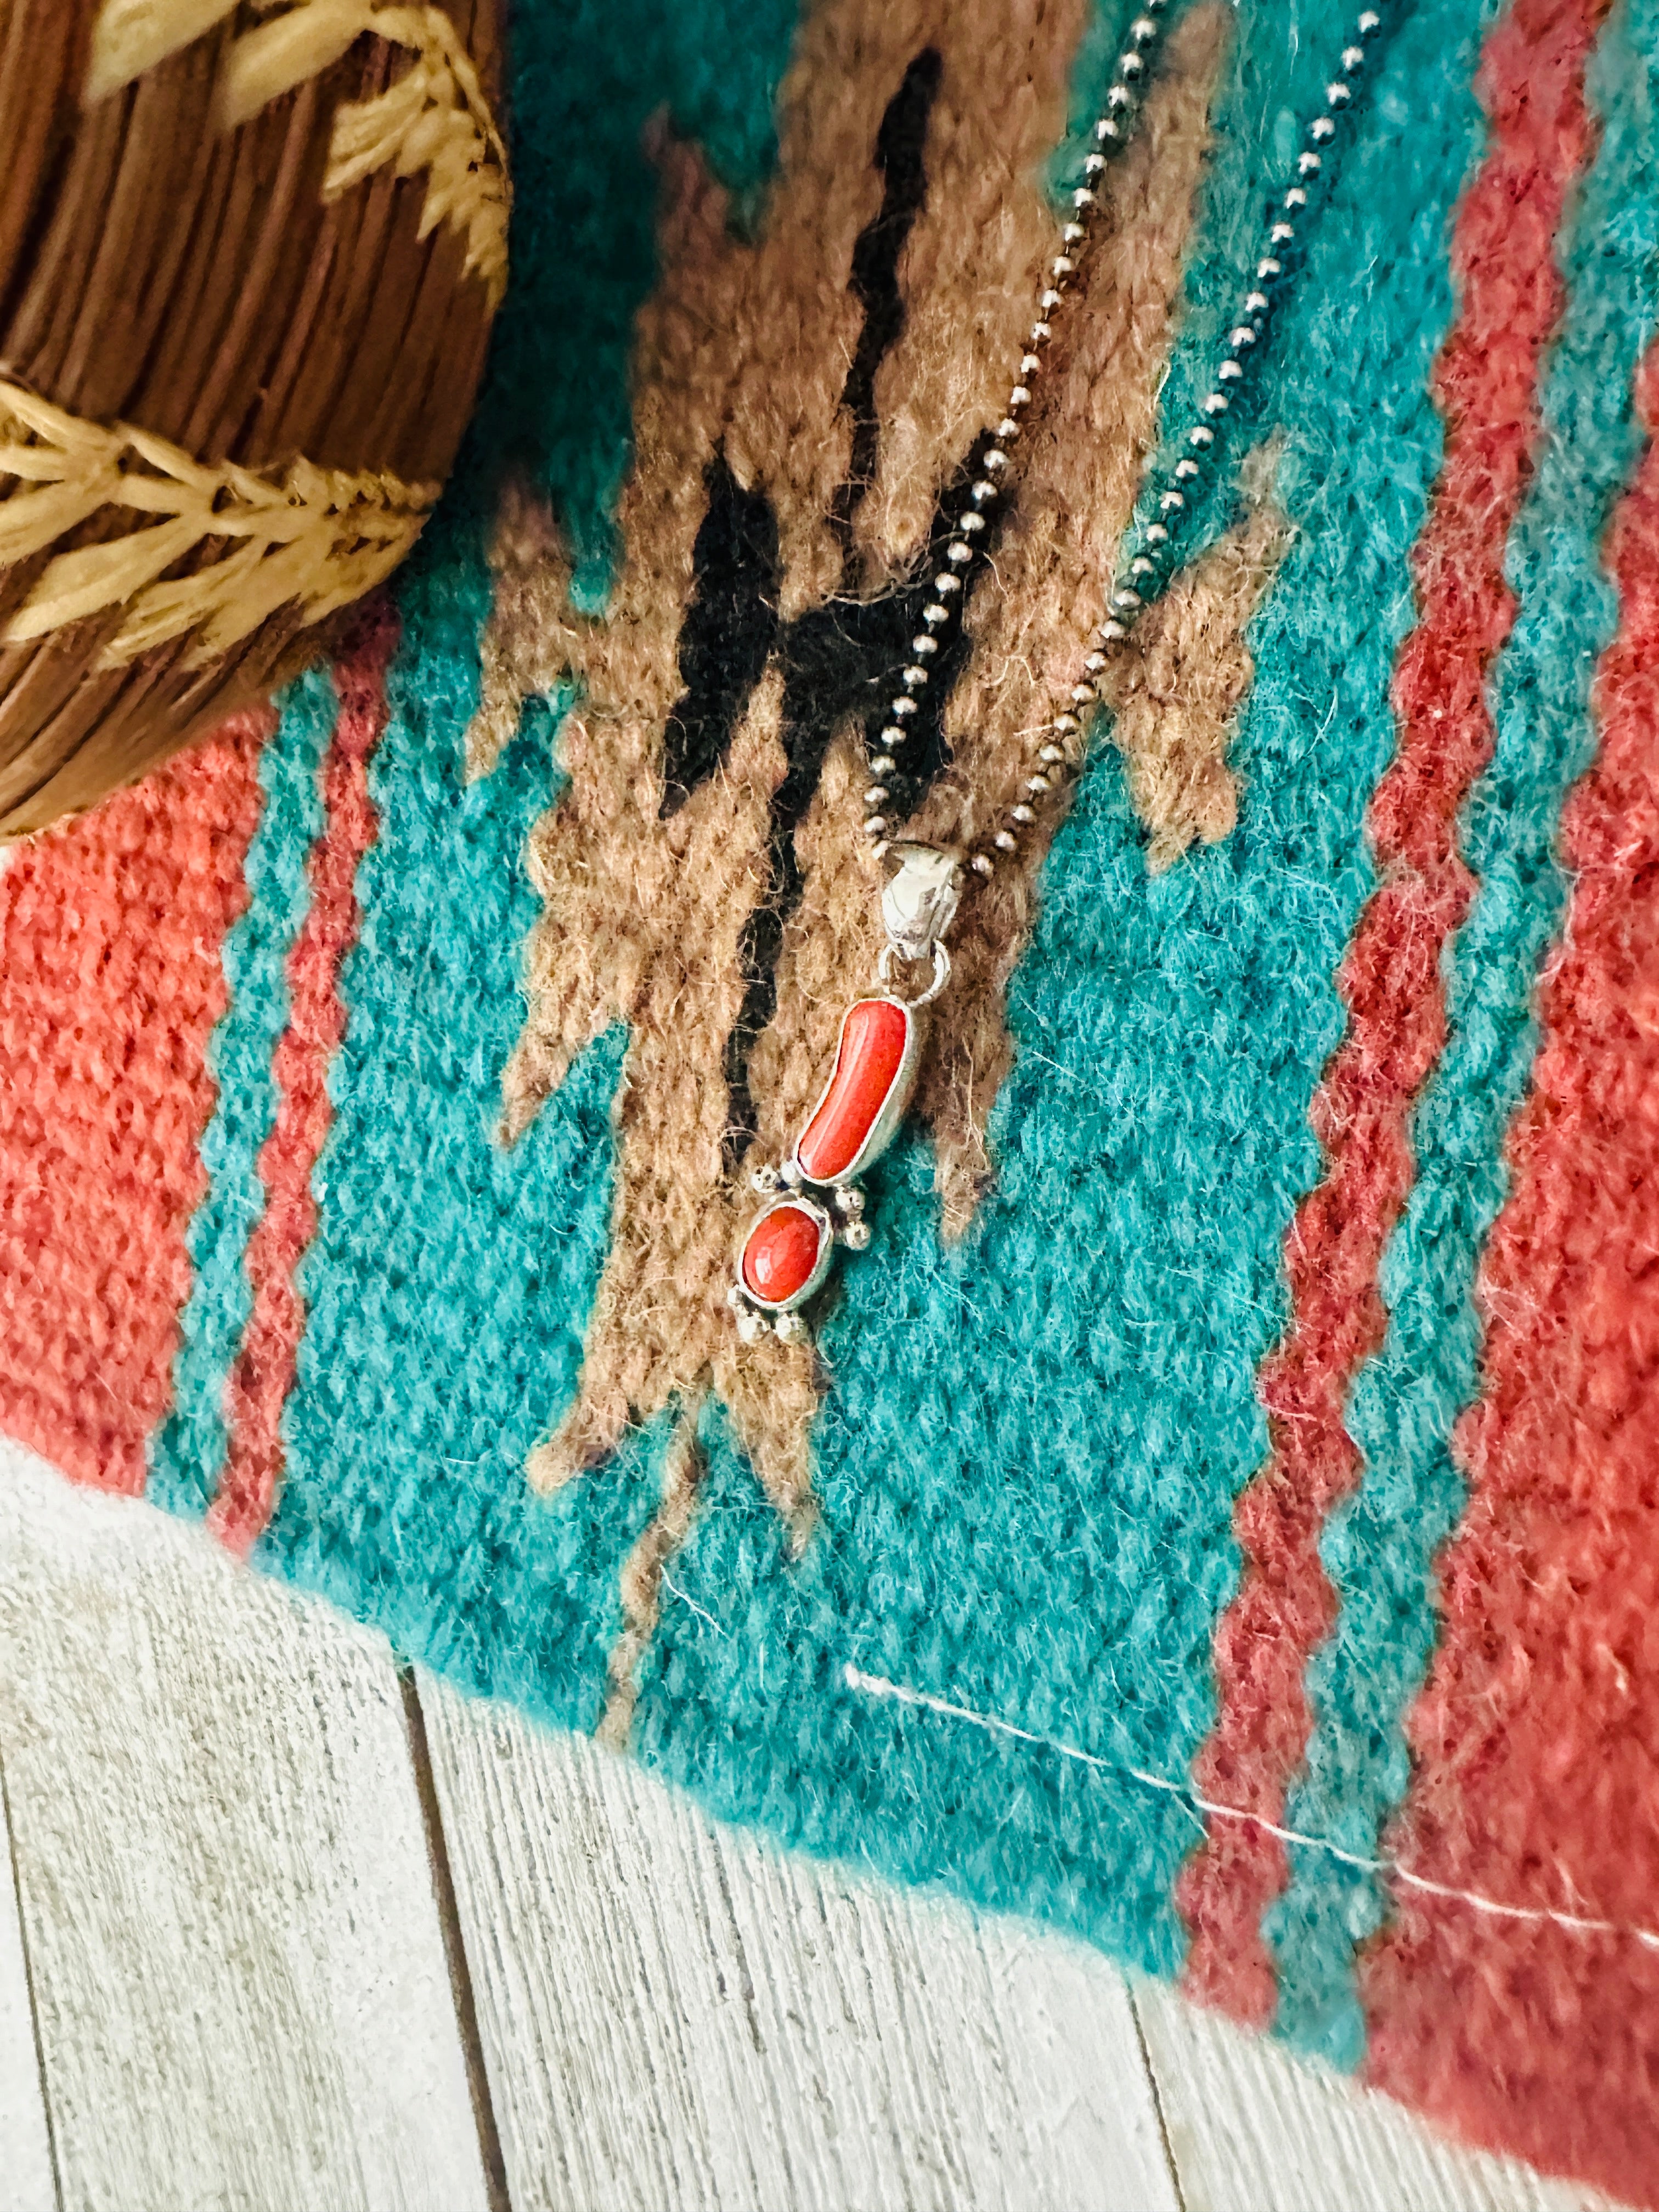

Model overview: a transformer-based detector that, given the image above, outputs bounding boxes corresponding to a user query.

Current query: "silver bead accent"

[1040,287,1063,311]
[922,600,950,623]
[864,815,888,837]
[1131,13,1158,38]
[1144,523,1168,545]
[780,1159,805,1187]
[879,725,906,751]
[1231,326,1257,348]
[1189,425,1215,447]
[912,634,937,656]
[1342,43,1365,68]
[1008,386,1031,411]
[933,573,962,595]
[1053,710,1081,733]
[835,1185,865,1216]
[1328,81,1352,105]
[1099,618,1127,641]
[994,830,1018,852]
[1060,224,1086,248]
[1217,360,1244,382]
[1311,115,1336,141]
[960,511,986,535]
[1083,155,1106,179]
[736,1311,768,1345]
[1011,804,1035,826]
[1070,684,1095,706]
[1257,256,1283,278]
[1107,84,1133,110]
[1072,188,1097,211]
[1296,151,1321,177]
[842,1220,872,1252]
[982,448,1009,473]
[1020,352,1042,376]
[891,696,918,718]
[1245,289,1269,313]
[970,852,995,877]
[1025,774,1051,795]
[1119,50,1144,77]
[774,1312,808,1346]
[865,785,888,807]
[1113,587,1141,610]
[871,754,895,776]
[1163,485,1188,505]
[995,418,1021,441]
[1285,186,1309,208]
[902,665,929,687]
[1096,116,1121,142]
[751,1163,782,1194]
[1202,392,1228,416]
[1172,464,1197,484]
[1052,255,1075,277]
[1083,650,1108,673]
[1039,743,1066,764]
[1030,320,1052,345]
[1130,556,1154,578]
[970,478,998,505]
[726,1284,746,1309]
[1358,10,1380,33]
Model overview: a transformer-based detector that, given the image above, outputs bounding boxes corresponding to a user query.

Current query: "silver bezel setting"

[736,1194,837,1314]
[791,996,921,1188]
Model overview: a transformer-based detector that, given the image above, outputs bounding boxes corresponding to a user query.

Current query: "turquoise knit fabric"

[121,0,1659,2101]
[148,671,333,1520]
[1268,0,1659,2064]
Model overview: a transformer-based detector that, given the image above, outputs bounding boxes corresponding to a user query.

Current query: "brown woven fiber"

[0,0,506,836]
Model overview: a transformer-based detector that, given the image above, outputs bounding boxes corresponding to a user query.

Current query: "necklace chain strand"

[867,2,1387,878]
[731,4,1395,1345]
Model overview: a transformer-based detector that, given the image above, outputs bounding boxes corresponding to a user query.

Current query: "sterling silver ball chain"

[861,0,1387,878]
[730,2,1393,1346]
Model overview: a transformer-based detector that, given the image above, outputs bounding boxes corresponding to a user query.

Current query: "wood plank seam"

[0,1751,63,2212]
[1128,1983,1189,2212]
[398,1663,515,2212]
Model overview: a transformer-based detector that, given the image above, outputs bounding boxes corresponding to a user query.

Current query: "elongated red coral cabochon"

[795,997,909,1183]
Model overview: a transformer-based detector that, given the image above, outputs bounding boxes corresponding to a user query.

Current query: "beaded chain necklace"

[731,2,1390,1346]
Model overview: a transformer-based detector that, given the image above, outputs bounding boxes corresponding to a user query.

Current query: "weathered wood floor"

[0,1439,1623,2212]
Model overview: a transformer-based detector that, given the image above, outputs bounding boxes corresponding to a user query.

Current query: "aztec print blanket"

[4,0,1658,2198]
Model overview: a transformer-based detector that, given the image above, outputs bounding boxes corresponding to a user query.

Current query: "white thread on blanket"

[842,1663,1659,1953]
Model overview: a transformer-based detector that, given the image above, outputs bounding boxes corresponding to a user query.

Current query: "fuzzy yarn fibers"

[3,1,1658,2201]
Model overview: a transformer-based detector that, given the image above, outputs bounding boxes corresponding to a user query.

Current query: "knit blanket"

[5,0,1658,2198]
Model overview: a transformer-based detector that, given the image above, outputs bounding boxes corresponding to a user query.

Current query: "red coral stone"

[795,997,909,1182]
[741,1202,825,1305]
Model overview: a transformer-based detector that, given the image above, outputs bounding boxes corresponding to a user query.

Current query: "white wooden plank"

[420,1673,1183,2212]
[0,1438,491,2212]
[0,1735,57,2212]
[1133,1977,1627,2212]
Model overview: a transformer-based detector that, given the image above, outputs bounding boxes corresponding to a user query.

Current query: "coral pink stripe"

[0,718,272,1492]
[1359,340,1659,2212]
[209,603,397,1554]
[1177,0,1609,2023]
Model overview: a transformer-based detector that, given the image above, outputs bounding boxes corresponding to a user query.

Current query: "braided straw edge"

[86,0,510,307]
[0,374,438,667]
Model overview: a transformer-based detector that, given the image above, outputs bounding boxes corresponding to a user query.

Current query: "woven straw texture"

[3,0,1659,2199]
[0,0,505,835]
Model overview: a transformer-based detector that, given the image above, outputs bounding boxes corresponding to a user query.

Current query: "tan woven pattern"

[464,0,1282,1564]
[87,0,510,306]
[0,377,437,668]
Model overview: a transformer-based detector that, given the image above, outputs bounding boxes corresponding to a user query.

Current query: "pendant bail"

[881,842,962,964]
